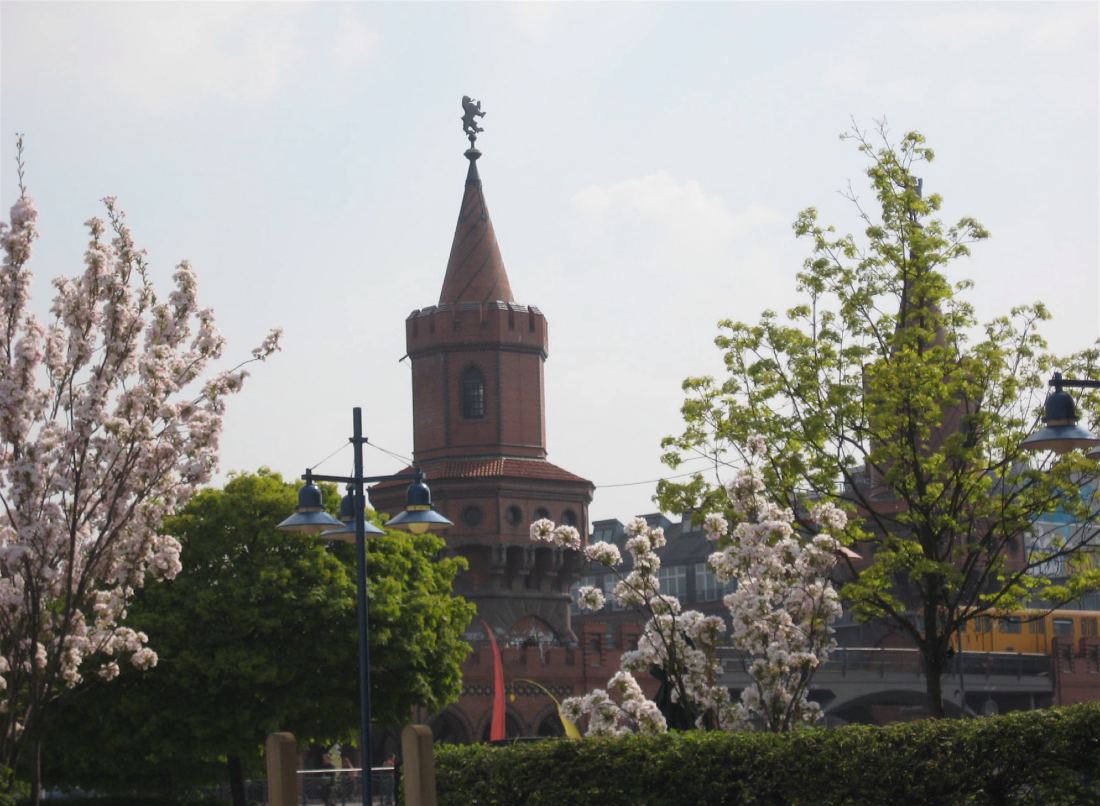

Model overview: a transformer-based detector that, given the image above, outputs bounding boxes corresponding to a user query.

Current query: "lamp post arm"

[1049,373,1100,391]
[301,471,420,485]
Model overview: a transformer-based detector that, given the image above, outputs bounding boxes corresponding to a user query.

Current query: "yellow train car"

[959,609,1100,654]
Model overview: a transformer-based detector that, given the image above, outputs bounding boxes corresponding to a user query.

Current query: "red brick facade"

[1052,637,1100,706]
[370,146,603,740]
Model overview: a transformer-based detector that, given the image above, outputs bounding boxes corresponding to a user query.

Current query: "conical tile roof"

[438,151,514,305]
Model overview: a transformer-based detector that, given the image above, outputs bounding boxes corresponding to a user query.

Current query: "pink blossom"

[584,540,622,567]
[0,179,277,763]
[575,585,605,612]
[529,436,839,736]
[529,518,555,543]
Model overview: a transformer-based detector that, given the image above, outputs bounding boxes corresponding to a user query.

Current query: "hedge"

[434,703,1100,805]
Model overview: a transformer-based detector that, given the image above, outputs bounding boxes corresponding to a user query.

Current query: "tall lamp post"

[276,407,452,806]
[1021,372,1100,457]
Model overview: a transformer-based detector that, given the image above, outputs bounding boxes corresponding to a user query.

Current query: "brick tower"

[370,137,594,647]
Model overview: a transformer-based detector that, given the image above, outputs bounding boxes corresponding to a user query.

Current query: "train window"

[1028,618,1046,635]
[1053,618,1074,637]
[998,618,1022,634]
[977,616,993,634]
[1082,618,1098,637]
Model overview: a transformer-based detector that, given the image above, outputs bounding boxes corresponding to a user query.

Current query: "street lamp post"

[276,406,452,806]
[1021,372,1100,456]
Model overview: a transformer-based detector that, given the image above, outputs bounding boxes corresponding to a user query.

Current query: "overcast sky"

[2,2,1097,523]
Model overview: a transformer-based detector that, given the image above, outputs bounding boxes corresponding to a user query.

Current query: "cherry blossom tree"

[531,439,844,734]
[703,442,844,731]
[0,138,280,785]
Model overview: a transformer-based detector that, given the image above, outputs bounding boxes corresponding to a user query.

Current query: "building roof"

[371,457,592,490]
[438,152,515,306]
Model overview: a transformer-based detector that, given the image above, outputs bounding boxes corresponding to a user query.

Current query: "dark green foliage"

[33,470,473,797]
[435,704,1100,806]
[0,767,23,806]
[18,799,223,806]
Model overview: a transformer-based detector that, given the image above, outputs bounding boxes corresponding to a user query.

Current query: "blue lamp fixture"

[320,485,388,542]
[1020,372,1100,454]
[276,407,452,806]
[384,470,454,534]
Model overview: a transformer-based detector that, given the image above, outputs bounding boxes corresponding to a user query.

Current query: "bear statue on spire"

[461,95,486,148]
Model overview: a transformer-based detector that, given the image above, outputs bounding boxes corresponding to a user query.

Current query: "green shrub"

[434,703,1100,805]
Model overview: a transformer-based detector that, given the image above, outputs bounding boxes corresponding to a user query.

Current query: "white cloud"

[510,3,558,38]
[818,52,930,100]
[908,5,1096,53]
[329,11,381,71]
[3,4,313,109]
[572,170,784,248]
[813,5,1096,105]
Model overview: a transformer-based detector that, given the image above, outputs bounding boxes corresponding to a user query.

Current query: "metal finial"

[461,95,486,151]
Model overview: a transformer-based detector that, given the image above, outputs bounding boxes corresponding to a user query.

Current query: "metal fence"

[296,766,399,806]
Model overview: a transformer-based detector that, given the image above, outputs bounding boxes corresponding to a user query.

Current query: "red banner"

[481,620,506,741]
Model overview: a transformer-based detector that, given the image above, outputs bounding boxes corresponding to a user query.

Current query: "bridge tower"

[370,121,594,647]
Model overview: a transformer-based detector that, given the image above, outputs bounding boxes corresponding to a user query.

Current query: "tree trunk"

[227,754,246,806]
[29,737,41,806]
[922,572,947,718]
[924,646,946,718]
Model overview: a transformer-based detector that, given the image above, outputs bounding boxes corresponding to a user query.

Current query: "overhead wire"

[365,440,414,466]
[595,469,706,489]
[304,439,413,474]
[308,441,350,471]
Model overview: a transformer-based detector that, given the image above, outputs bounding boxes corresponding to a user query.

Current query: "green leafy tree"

[658,122,1100,718]
[35,469,473,800]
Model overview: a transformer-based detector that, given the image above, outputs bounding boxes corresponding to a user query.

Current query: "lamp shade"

[319,489,386,542]
[276,481,343,533]
[385,470,453,534]
[319,521,387,542]
[1021,386,1100,454]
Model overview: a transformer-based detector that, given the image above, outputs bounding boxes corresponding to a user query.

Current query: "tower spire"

[439,97,514,305]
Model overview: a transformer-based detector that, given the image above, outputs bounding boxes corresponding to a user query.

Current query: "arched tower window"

[461,366,486,419]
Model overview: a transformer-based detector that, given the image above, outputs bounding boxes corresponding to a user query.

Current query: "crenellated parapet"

[407,302,548,359]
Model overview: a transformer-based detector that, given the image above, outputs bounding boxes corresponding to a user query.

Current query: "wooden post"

[401,724,437,806]
[265,732,298,806]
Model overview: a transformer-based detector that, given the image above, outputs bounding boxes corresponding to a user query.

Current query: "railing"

[719,646,1051,681]
[950,650,1050,679]
[296,766,398,806]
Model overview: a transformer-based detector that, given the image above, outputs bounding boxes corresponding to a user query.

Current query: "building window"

[462,506,483,527]
[505,505,523,526]
[461,367,486,419]
[694,564,725,602]
[658,565,687,601]
[534,507,550,520]
[562,509,578,527]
